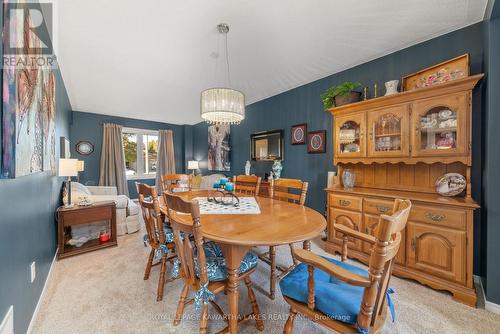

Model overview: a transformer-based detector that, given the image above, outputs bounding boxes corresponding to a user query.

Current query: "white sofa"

[64,182,140,236]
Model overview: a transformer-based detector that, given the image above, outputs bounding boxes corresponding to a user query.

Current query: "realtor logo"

[3,1,57,69]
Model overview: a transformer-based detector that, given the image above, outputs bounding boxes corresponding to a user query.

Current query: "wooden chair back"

[232,175,261,195]
[136,182,165,247]
[358,199,411,329]
[269,178,308,205]
[163,193,207,288]
[160,174,192,193]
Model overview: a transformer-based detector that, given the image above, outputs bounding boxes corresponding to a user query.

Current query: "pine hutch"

[325,74,483,306]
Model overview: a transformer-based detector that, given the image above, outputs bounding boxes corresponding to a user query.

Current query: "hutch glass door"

[335,113,366,158]
[367,105,409,157]
[412,93,467,157]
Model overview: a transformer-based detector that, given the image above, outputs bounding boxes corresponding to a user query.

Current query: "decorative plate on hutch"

[435,173,466,197]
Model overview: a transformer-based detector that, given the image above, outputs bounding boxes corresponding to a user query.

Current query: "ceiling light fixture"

[200,23,245,125]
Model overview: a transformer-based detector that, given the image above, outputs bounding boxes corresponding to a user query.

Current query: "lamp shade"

[58,159,79,177]
[200,88,245,124]
[77,160,85,172]
[187,160,199,170]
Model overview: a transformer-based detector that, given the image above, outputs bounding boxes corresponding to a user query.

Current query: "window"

[122,127,158,179]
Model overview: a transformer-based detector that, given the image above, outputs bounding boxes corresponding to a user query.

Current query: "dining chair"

[136,182,178,301]
[164,193,264,334]
[160,173,192,193]
[232,175,261,195]
[257,178,308,299]
[280,199,411,334]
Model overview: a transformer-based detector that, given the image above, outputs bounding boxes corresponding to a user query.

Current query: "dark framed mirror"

[250,129,284,161]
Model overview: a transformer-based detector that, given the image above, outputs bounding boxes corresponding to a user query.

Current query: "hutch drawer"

[330,194,362,211]
[409,205,466,230]
[364,198,394,215]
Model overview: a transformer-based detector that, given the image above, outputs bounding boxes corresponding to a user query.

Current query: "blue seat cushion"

[280,256,368,325]
[195,251,257,282]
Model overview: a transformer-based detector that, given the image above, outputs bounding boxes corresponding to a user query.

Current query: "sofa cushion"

[87,195,129,209]
[71,182,92,195]
[127,199,140,216]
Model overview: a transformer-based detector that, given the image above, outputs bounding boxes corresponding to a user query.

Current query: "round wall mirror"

[76,141,94,155]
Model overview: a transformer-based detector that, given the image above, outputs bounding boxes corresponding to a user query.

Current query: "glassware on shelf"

[339,121,360,153]
[420,107,458,151]
[342,169,356,189]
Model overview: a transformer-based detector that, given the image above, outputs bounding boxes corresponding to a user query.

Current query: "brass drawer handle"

[339,199,351,207]
[376,205,390,213]
[425,212,446,222]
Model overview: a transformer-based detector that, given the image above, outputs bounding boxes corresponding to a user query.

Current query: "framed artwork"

[60,137,71,158]
[208,124,230,171]
[1,6,56,178]
[401,54,469,91]
[291,123,307,145]
[76,141,94,155]
[307,130,326,154]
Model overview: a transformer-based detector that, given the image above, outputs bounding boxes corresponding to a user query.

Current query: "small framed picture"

[291,123,307,145]
[307,130,326,153]
[60,137,70,158]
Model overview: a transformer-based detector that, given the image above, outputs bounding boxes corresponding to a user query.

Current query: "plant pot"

[334,91,362,107]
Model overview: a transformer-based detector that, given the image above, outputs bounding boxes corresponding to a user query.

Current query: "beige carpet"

[32,230,500,334]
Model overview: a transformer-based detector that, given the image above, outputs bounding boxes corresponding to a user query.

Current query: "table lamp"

[187,160,199,175]
[59,158,78,208]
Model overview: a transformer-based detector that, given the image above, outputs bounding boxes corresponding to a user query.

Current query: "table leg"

[303,240,311,251]
[218,244,251,334]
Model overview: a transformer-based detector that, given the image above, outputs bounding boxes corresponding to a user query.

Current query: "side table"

[57,201,117,259]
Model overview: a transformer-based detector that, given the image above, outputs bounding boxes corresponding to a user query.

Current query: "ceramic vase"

[384,80,399,96]
[272,160,282,179]
[342,169,356,189]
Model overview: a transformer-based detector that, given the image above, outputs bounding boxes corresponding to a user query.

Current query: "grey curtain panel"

[98,123,129,196]
[155,129,176,193]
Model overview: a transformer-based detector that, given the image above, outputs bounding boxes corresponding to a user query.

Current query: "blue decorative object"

[213,182,221,189]
[219,178,228,185]
[280,255,396,327]
[224,182,234,191]
[272,160,283,179]
[208,179,240,207]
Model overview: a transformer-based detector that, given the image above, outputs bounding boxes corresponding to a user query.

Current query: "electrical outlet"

[30,261,36,283]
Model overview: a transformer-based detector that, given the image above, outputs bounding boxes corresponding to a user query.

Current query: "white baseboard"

[26,249,58,334]
[486,300,500,315]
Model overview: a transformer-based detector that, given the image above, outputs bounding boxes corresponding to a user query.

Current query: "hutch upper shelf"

[327,74,483,165]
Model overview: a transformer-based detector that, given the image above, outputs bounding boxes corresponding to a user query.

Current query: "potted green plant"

[321,81,362,109]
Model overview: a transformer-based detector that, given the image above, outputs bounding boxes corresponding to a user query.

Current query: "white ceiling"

[56,0,488,125]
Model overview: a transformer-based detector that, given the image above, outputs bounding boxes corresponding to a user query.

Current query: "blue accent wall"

[0,3,73,333]
[70,111,186,198]
[485,15,500,304]
[192,22,486,272]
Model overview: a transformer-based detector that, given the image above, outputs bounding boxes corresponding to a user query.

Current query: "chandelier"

[200,23,245,125]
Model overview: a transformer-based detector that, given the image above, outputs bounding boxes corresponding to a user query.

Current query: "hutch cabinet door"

[329,208,362,251]
[363,213,405,265]
[411,92,468,157]
[367,104,410,157]
[407,221,466,284]
[335,112,366,158]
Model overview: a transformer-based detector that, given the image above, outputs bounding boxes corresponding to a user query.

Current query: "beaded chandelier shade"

[200,23,245,125]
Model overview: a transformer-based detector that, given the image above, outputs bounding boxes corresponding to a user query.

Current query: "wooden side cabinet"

[57,201,117,259]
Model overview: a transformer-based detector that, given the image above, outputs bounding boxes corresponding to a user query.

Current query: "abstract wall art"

[208,124,230,171]
[2,5,56,178]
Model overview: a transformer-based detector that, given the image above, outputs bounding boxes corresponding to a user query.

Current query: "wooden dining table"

[160,190,326,334]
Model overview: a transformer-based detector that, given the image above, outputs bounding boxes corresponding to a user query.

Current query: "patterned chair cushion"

[194,251,257,282]
[280,256,369,326]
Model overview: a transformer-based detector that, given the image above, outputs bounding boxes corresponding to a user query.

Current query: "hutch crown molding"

[325,74,483,306]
